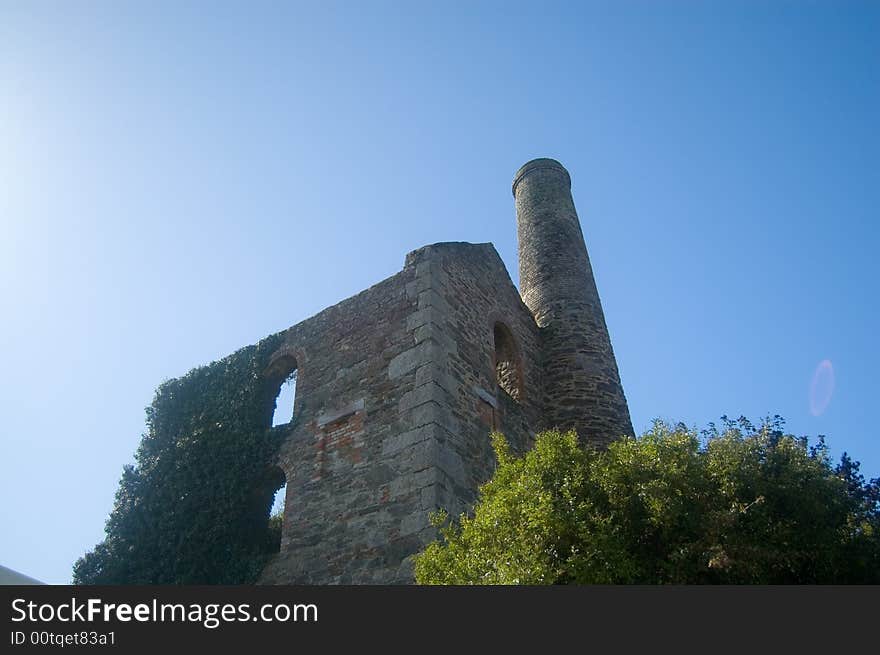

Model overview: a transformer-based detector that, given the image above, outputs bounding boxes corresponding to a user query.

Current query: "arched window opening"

[493,322,523,401]
[266,467,287,554]
[272,369,298,427]
[270,482,286,517]
[265,354,298,428]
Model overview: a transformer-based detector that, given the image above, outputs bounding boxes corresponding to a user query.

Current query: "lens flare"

[809,359,835,416]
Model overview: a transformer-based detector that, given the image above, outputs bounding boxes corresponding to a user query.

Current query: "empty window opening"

[266,467,287,554]
[270,483,286,517]
[494,322,523,401]
[271,369,298,427]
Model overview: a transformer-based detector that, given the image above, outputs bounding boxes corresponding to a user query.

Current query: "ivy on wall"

[73,332,290,584]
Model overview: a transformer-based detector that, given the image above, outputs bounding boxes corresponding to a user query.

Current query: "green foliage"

[415,418,880,584]
[266,512,284,554]
[73,333,289,584]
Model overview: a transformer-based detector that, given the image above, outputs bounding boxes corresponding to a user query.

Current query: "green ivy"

[73,332,289,584]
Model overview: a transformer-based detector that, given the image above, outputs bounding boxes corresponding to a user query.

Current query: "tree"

[414,418,880,584]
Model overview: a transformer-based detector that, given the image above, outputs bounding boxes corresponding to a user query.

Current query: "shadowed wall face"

[514,158,633,446]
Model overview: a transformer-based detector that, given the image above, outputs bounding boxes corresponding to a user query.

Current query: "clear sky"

[1,1,877,584]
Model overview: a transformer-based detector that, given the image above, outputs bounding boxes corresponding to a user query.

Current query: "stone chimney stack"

[513,158,633,446]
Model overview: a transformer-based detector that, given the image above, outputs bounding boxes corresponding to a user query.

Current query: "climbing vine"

[73,332,290,584]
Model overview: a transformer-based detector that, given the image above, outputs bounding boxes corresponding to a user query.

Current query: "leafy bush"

[415,418,880,584]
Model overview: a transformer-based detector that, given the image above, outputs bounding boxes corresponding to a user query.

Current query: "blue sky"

[1,1,877,584]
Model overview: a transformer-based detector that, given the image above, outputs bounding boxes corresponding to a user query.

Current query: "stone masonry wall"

[258,241,541,584]
[403,243,542,522]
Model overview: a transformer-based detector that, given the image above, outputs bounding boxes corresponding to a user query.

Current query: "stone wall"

[405,242,542,522]
[258,241,541,583]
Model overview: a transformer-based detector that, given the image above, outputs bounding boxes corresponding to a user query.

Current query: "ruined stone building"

[257,158,633,583]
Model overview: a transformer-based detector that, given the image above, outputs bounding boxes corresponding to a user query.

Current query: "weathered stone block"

[380,425,433,458]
